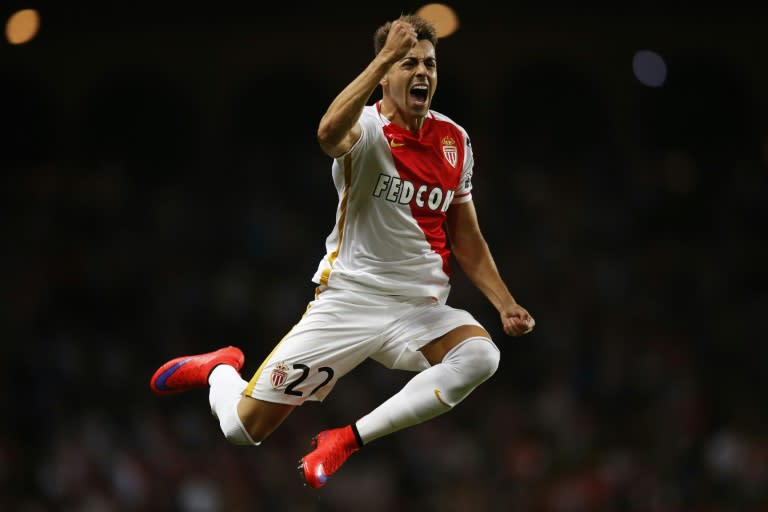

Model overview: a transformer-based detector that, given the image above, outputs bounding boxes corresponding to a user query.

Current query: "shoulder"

[361,104,380,122]
[357,104,384,135]
[429,110,471,142]
[430,109,462,127]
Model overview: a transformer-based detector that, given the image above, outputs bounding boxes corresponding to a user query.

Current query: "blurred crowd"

[2,9,767,512]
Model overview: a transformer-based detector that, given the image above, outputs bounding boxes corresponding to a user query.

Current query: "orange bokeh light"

[416,3,459,39]
[6,9,41,45]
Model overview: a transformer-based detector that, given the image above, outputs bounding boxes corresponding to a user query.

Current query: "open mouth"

[409,84,429,103]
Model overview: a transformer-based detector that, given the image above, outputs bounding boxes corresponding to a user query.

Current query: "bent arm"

[317,20,416,157]
[447,201,535,336]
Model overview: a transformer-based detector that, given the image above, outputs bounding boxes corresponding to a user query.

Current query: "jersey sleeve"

[452,131,474,205]
[352,106,380,154]
[334,106,378,159]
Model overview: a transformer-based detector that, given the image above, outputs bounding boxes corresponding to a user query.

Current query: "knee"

[460,337,500,384]
[437,337,500,408]
[443,336,500,386]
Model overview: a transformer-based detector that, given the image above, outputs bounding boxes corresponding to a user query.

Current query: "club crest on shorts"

[270,361,290,389]
[442,136,458,168]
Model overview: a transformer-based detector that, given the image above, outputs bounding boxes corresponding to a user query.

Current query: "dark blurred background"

[2,2,767,511]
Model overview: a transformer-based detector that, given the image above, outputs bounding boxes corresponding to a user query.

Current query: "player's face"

[384,40,437,118]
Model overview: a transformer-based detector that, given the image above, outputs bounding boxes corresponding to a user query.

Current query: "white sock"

[355,337,499,444]
[208,365,259,446]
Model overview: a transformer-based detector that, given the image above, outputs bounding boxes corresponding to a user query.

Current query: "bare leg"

[420,324,490,364]
[237,396,295,442]
[209,364,294,445]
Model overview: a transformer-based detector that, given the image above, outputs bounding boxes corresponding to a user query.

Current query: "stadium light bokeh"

[416,3,459,38]
[5,9,40,45]
[633,49,668,88]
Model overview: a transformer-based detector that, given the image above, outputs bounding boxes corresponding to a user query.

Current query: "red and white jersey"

[312,102,474,303]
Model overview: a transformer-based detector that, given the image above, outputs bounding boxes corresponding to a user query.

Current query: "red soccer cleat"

[298,425,360,488]
[149,346,244,396]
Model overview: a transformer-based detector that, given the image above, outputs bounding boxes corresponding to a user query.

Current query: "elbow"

[316,124,336,157]
[318,116,357,158]
[451,245,471,271]
[450,236,474,262]
[451,237,488,273]
[316,121,332,147]
[317,115,342,149]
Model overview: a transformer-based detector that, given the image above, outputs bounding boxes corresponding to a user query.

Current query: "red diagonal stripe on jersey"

[383,117,465,276]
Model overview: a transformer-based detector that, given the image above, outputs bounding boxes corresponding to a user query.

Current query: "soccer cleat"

[298,425,360,488]
[149,346,244,396]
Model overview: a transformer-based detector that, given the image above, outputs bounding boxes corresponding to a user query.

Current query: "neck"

[379,99,426,133]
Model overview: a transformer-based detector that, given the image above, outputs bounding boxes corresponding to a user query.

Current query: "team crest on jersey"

[442,136,458,168]
[270,361,290,389]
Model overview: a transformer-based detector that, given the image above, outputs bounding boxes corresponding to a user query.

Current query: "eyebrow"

[401,56,437,63]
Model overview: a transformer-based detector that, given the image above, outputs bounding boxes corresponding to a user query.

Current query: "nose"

[410,56,433,72]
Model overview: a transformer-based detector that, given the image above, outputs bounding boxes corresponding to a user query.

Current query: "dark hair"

[373,14,438,56]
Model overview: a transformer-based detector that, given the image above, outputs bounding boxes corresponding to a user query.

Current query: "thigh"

[372,300,488,371]
[420,324,491,365]
[242,288,402,405]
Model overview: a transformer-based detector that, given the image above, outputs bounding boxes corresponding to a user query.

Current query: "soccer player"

[150,14,535,489]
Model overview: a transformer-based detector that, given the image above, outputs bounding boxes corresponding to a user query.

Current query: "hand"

[500,303,535,337]
[381,20,418,63]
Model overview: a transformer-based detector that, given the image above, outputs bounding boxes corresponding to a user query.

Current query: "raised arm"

[317,20,417,158]
[447,201,535,337]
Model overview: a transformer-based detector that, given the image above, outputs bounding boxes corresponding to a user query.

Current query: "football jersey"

[311,101,474,303]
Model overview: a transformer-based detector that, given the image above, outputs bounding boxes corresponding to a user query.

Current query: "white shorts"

[243,287,486,405]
